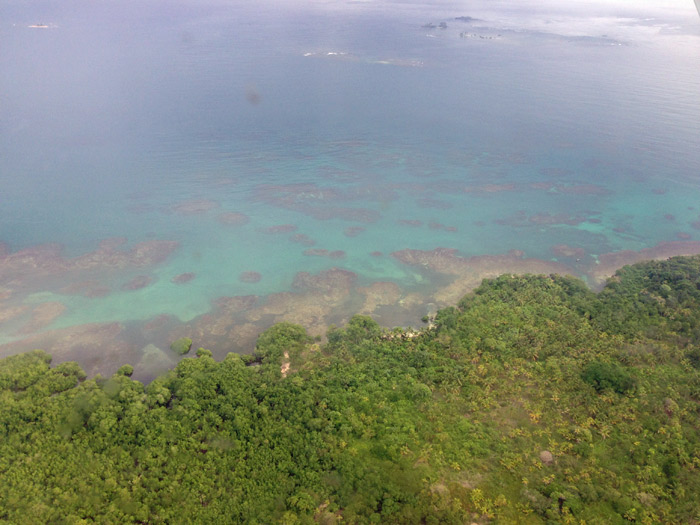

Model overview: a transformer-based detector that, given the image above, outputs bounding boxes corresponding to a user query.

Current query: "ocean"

[2,0,700,380]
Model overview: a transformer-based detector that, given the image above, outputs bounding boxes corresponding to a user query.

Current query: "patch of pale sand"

[381,327,422,341]
[281,351,290,378]
[585,241,700,289]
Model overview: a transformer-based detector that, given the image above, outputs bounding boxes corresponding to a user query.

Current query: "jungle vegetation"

[2,256,700,524]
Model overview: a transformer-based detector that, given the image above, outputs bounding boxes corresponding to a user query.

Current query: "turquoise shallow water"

[2,0,700,379]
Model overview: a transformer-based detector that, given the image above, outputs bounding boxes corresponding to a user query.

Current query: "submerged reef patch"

[172,272,196,284]
[303,249,346,259]
[0,239,179,288]
[495,211,592,227]
[59,280,111,298]
[0,322,129,378]
[551,244,586,258]
[416,197,453,209]
[253,183,382,223]
[290,233,315,246]
[428,222,457,232]
[240,271,262,283]
[391,247,573,304]
[17,302,66,335]
[586,241,700,288]
[121,275,153,291]
[262,224,297,234]
[3,235,700,382]
[171,199,219,215]
[398,219,423,227]
[343,226,365,237]
[217,211,250,226]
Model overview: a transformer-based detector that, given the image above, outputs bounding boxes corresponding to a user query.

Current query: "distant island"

[455,16,482,23]
[421,22,447,29]
[2,255,700,522]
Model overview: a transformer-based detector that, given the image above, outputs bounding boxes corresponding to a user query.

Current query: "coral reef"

[290,234,315,246]
[551,244,586,258]
[171,272,195,284]
[416,197,453,209]
[398,219,423,227]
[585,241,700,288]
[303,249,345,259]
[262,224,297,234]
[496,211,592,227]
[171,199,219,215]
[428,222,457,232]
[217,212,250,226]
[17,302,66,335]
[391,248,572,304]
[240,271,262,283]
[121,276,152,291]
[59,280,111,298]
[343,226,365,237]
[358,282,402,315]
[253,183,381,223]
[0,322,129,378]
[0,239,178,287]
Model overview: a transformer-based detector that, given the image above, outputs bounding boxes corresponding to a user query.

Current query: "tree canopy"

[2,256,700,523]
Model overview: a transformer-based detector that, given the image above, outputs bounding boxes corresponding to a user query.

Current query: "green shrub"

[170,337,193,355]
[581,361,636,394]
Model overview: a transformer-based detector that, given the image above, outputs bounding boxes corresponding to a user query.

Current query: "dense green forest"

[2,256,700,524]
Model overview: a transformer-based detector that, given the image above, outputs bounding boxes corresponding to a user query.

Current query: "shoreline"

[2,239,700,382]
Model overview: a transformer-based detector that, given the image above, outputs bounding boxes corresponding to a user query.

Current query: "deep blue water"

[2,0,700,378]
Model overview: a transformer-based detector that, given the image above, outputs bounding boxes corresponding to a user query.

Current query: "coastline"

[2,239,700,382]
